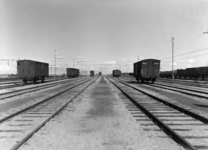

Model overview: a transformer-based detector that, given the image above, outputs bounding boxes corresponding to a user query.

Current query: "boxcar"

[90,70,95,76]
[177,69,185,78]
[185,67,198,79]
[17,60,49,84]
[112,70,121,77]
[134,59,160,83]
[198,67,208,79]
[160,70,178,78]
[66,68,79,78]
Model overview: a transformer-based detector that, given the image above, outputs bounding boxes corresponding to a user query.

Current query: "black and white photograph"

[0,0,208,149]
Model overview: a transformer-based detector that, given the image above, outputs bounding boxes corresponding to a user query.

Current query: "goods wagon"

[160,66,208,80]
[66,68,79,78]
[198,67,208,80]
[177,69,185,78]
[134,59,160,83]
[17,60,49,84]
[112,70,121,77]
[185,67,198,79]
[90,70,94,76]
[160,70,177,78]
[121,73,129,76]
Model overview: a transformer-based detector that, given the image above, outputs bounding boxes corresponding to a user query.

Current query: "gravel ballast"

[19,76,184,150]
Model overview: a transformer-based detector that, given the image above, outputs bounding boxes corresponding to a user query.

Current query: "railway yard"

[0,75,207,150]
[2,1,208,150]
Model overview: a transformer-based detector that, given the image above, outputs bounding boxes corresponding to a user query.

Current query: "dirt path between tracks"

[19,76,184,150]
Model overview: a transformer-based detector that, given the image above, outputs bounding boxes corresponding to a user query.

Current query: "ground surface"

[19,76,184,150]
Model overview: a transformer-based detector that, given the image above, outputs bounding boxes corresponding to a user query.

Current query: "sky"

[0,0,208,74]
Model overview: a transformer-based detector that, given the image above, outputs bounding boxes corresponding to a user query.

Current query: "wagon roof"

[17,59,48,64]
[67,68,79,70]
[134,59,160,63]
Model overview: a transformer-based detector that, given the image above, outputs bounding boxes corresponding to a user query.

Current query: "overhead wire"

[161,47,208,60]
[154,34,203,59]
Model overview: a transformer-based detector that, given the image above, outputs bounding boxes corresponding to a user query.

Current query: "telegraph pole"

[171,37,175,81]
[54,50,56,77]
[73,59,74,68]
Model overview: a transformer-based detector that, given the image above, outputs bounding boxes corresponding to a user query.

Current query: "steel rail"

[114,78,208,124]
[158,79,208,88]
[158,78,208,84]
[0,78,79,96]
[118,78,208,99]
[10,77,98,150]
[0,78,60,85]
[0,78,93,124]
[154,82,208,93]
[0,78,88,100]
[107,77,197,150]
[150,83,208,99]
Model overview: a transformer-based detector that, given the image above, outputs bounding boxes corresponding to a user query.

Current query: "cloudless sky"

[1,0,208,74]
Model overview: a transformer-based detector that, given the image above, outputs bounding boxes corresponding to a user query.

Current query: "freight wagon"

[66,68,79,78]
[185,67,198,79]
[17,60,49,84]
[160,70,177,78]
[112,70,121,77]
[90,70,94,76]
[198,67,208,80]
[134,59,160,83]
[177,69,186,78]
[160,66,208,80]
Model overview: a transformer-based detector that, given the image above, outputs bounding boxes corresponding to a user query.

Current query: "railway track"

[0,77,70,90]
[108,77,208,150]
[158,79,208,88]
[0,77,89,101]
[118,77,208,100]
[0,77,98,150]
[150,83,208,99]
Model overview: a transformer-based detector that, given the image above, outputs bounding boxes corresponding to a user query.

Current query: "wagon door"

[153,60,160,77]
[17,61,23,77]
[142,61,148,77]
[29,61,35,78]
[40,63,44,76]
[147,60,153,77]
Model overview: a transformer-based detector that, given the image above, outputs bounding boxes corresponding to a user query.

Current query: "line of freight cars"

[17,60,80,84]
[160,66,208,80]
[133,59,160,83]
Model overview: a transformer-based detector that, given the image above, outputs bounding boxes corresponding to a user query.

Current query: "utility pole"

[171,37,175,81]
[54,50,56,77]
[50,64,52,75]
[73,59,75,68]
